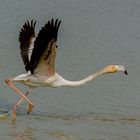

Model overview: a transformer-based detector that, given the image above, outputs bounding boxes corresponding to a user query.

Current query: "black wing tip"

[25,19,36,27]
[48,18,61,28]
[19,19,36,42]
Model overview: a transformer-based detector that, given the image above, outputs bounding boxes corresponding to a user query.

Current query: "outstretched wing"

[19,20,36,72]
[30,19,61,76]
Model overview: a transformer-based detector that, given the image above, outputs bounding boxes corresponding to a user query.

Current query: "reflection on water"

[0,108,140,140]
[0,0,140,139]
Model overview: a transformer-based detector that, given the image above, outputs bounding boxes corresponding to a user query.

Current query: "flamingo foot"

[12,107,17,121]
[27,104,33,114]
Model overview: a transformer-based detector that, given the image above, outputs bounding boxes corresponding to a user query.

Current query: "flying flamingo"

[5,19,127,121]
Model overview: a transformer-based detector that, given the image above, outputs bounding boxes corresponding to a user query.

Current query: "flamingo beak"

[124,70,128,75]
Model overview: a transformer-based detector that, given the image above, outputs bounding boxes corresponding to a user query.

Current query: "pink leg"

[12,92,29,121]
[5,79,33,120]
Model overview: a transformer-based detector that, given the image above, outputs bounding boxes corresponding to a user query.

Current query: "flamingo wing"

[19,20,36,72]
[30,19,61,76]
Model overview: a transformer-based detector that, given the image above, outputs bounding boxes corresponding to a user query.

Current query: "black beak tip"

[124,70,128,75]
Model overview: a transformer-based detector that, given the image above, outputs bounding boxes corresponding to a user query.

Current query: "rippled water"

[0,0,140,139]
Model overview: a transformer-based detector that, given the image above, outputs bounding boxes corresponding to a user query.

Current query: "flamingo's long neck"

[60,70,105,87]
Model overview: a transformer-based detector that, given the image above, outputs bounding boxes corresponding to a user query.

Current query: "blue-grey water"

[0,0,139,139]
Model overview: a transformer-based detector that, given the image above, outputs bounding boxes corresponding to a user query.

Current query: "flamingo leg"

[5,79,33,119]
[12,91,29,121]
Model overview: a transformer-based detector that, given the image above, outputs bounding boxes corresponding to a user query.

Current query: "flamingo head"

[103,65,128,75]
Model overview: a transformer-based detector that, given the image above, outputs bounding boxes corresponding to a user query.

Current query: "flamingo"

[5,19,127,121]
